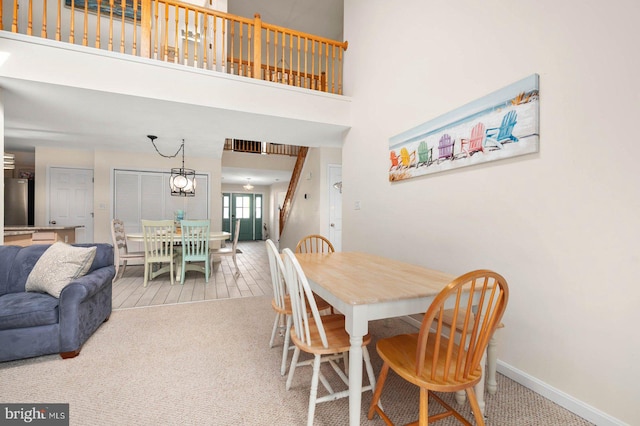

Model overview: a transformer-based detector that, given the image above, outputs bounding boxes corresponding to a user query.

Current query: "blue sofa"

[0,243,115,362]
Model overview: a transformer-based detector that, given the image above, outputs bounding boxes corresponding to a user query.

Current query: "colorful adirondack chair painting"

[485,110,519,149]
[389,150,400,170]
[462,122,486,157]
[388,74,539,180]
[399,147,416,168]
[437,134,455,162]
[417,141,432,166]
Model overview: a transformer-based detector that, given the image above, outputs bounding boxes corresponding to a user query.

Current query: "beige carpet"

[0,297,593,425]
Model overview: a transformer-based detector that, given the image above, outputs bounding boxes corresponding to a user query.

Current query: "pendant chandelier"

[147,135,196,197]
[243,178,254,191]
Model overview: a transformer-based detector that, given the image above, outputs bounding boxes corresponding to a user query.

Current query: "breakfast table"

[294,251,486,425]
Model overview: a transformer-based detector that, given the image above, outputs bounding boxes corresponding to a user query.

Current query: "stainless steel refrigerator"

[4,178,34,226]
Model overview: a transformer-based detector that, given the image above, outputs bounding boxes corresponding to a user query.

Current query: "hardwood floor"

[112,240,273,310]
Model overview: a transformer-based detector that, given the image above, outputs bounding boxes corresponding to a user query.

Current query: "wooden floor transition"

[112,240,273,310]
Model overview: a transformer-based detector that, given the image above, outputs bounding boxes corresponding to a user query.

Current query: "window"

[235,196,251,219]
[223,195,230,219]
[255,196,262,219]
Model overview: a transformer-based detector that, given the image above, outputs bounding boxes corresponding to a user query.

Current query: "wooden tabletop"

[294,252,456,305]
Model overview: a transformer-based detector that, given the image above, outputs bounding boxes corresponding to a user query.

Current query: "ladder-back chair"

[179,220,210,284]
[141,220,177,287]
[110,219,144,281]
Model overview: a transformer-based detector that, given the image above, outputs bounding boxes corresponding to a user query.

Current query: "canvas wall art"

[388,74,539,181]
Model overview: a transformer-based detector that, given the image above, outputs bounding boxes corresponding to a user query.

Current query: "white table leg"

[475,351,486,415]
[486,333,499,395]
[348,334,363,426]
[344,308,368,426]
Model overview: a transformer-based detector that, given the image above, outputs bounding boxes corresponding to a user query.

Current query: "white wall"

[343,0,639,424]
[279,146,341,251]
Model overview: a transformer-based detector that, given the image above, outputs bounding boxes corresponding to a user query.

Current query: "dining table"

[294,251,487,426]
[125,230,231,244]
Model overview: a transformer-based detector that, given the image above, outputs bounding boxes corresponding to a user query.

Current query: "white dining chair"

[282,248,376,426]
[141,219,177,287]
[110,219,145,281]
[210,219,241,274]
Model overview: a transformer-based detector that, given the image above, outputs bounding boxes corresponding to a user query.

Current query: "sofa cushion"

[0,292,59,330]
[25,242,97,298]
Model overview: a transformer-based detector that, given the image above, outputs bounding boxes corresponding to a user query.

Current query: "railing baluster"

[27,0,33,35]
[120,0,125,52]
[230,20,235,74]
[69,0,74,42]
[82,0,88,46]
[41,0,46,38]
[203,14,208,69]
[288,32,292,85]
[212,14,217,70]
[153,0,159,59]
[108,0,114,51]
[12,0,18,32]
[132,0,138,55]
[56,0,61,40]
[193,11,199,67]
[238,20,243,75]
[162,2,169,60]
[95,0,101,48]
[173,4,178,63]
[183,8,188,65]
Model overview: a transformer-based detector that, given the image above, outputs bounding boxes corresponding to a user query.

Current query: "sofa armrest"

[58,266,115,304]
[58,265,115,353]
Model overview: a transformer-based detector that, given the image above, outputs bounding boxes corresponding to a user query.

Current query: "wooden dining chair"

[282,248,376,426]
[266,239,331,376]
[179,220,210,284]
[210,219,241,274]
[436,309,505,405]
[141,219,177,287]
[295,234,335,254]
[368,269,509,426]
[110,219,145,281]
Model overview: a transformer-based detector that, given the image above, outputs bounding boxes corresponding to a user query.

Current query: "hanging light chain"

[147,135,184,159]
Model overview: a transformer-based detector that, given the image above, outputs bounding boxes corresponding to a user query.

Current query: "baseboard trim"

[399,316,626,425]
[497,361,626,426]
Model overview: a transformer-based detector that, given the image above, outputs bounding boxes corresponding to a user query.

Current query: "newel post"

[253,13,262,79]
[140,0,152,58]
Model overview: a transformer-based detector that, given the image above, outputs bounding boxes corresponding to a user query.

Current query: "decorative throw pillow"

[25,242,97,298]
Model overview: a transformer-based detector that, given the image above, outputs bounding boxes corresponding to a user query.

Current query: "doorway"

[328,164,342,252]
[222,192,263,241]
[48,167,94,243]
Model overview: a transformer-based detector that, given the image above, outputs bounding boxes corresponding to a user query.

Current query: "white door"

[328,165,342,252]
[49,167,94,243]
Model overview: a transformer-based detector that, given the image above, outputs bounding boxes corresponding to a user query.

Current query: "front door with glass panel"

[222,193,262,241]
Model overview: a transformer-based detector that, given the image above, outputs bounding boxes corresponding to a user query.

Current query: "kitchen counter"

[3,226,84,246]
